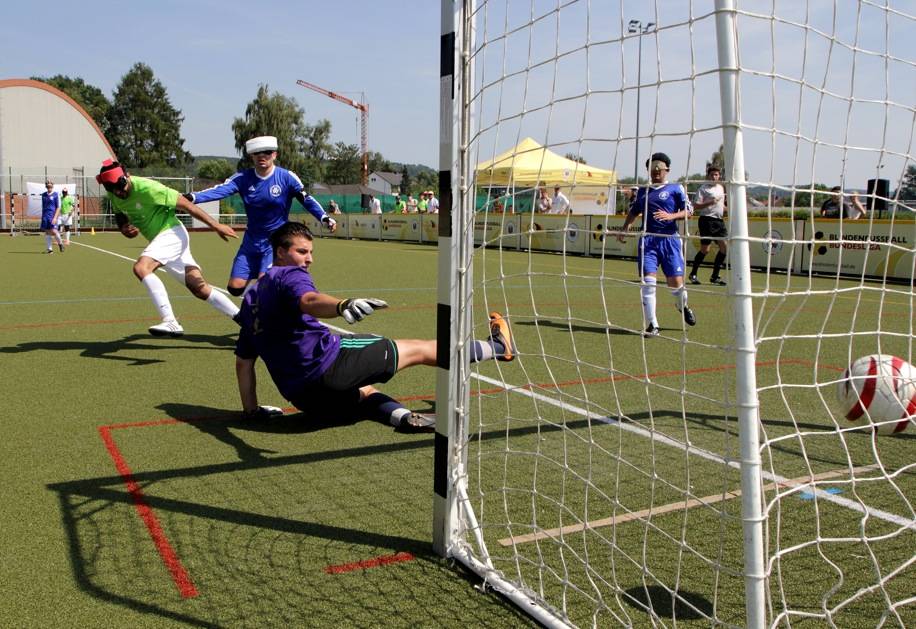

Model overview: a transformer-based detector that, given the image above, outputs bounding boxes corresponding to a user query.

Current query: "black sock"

[691,251,706,276]
[711,252,726,279]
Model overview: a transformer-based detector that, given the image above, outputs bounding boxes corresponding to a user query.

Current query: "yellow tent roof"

[475,137,617,187]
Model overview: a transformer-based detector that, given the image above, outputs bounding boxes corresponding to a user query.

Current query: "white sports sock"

[45,234,52,250]
[671,285,688,312]
[389,407,411,427]
[206,289,240,317]
[472,340,496,362]
[142,274,176,322]
[641,277,658,327]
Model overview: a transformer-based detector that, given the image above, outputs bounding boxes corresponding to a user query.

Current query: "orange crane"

[296,79,369,186]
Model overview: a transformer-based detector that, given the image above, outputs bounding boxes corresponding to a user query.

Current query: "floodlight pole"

[628,19,655,183]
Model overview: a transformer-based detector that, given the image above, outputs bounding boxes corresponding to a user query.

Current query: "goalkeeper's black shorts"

[289,334,398,415]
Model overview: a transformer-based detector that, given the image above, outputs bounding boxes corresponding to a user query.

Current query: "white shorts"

[141,224,200,277]
[58,213,73,227]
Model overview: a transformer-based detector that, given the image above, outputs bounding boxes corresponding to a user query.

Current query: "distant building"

[367,171,402,195]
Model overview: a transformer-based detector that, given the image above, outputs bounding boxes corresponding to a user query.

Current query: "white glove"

[337,298,388,324]
[243,405,284,420]
[321,215,337,231]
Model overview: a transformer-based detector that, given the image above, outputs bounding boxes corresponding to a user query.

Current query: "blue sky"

[2,1,913,188]
[0,1,441,167]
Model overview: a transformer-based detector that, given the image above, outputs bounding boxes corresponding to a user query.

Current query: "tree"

[302,119,333,184]
[564,153,587,164]
[32,74,111,136]
[197,160,235,182]
[399,165,412,194]
[707,144,725,171]
[325,142,362,184]
[792,184,832,209]
[898,164,916,200]
[367,151,393,174]
[231,84,310,177]
[107,63,191,167]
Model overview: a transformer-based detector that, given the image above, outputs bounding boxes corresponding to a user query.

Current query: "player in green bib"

[58,189,75,245]
[97,159,240,337]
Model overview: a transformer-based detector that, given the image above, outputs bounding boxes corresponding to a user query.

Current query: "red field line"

[97,425,199,599]
[324,552,415,574]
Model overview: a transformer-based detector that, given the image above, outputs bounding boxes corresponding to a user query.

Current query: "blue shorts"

[231,237,272,281]
[637,234,685,277]
[40,215,56,231]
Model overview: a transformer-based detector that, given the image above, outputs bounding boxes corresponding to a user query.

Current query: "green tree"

[707,144,725,171]
[32,74,111,136]
[197,159,235,182]
[231,84,310,177]
[399,165,411,194]
[564,153,587,164]
[302,119,333,184]
[107,63,191,168]
[792,184,832,209]
[413,168,439,195]
[325,142,362,184]
[367,151,393,174]
[898,164,916,200]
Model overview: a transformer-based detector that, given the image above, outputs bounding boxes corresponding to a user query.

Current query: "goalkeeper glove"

[320,215,337,231]
[181,192,195,203]
[337,298,388,324]
[243,405,284,421]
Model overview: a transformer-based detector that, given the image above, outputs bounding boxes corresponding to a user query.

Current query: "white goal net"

[434,1,915,627]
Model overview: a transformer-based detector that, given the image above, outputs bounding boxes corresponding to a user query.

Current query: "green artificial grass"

[1,231,912,628]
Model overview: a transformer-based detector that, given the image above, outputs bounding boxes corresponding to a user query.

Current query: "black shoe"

[232,312,242,326]
[59,243,65,252]
[682,306,697,326]
[643,324,660,338]
[709,277,726,286]
[397,412,435,433]
[688,274,701,285]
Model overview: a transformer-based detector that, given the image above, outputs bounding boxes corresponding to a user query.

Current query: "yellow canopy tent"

[475,137,617,187]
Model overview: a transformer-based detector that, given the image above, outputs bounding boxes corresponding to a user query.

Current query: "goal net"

[434,1,915,627]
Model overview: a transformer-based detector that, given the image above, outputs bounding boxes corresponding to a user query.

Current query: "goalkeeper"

[186,135,337,297]
[235,221,516,429]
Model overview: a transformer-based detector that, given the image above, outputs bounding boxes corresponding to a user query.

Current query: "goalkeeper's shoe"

[489,312,515,361]
[682,305,697,327]
[149,320,184,338]
[397,412,435,433]
[643,324,660,338]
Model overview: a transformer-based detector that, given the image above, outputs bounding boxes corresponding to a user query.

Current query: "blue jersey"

[192,166,326,241]
[235,266,341,401]
[41,191,60,218]
[628,183,692,235]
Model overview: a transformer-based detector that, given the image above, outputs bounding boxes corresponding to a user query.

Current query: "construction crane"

[296,80,369,186]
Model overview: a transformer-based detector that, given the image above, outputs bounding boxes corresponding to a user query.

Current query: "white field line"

[498,465,880,546]
[471,372,915,531]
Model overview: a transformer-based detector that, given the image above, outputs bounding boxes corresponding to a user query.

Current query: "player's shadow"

[520,318,641,336]
[0,333,236,366]
[622,584,714,622]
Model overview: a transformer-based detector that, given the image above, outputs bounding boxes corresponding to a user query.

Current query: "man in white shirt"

[688,165,728,286]
[427,191,439,214]
[369,194,382,214]
[551,186,570,214]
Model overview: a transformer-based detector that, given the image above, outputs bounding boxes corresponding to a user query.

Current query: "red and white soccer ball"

[836,354,916,434]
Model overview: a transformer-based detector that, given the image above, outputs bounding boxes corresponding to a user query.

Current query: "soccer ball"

[836,354,916,434]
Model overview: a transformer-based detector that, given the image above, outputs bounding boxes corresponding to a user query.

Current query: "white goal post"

[434,1,915,627]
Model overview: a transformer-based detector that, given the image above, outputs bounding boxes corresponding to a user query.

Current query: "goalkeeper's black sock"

[691,251,706,276]
[711,251,726,279]
[363,392,410,427]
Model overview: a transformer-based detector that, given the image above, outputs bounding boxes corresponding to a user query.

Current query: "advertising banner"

[420,214,439,243]
[381,214,421,242]
[475,214,520,250]
[800,218,914,282]
[348,215,381,240]
[682,217,800,274]
[587,214,640,258]
[519,214,588,254]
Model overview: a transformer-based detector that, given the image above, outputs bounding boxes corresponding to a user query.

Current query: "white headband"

[245,136,278,154]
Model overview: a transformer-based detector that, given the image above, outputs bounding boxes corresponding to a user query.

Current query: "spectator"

[395,195,407,214]
[328,199,341,214]
[427,191,439,214]
[406,195,418,213]
[820,186,866,219]
[536,187,552,213]
[551,186,570,214]
[369,194,382,214]
[418,192,428,214]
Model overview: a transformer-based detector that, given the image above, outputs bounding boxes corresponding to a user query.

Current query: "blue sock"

[470,339,504,362]
[363,392,410,426]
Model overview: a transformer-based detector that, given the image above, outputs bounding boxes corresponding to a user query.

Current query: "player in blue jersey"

[616,152,696,337]
[187,136,337,296]
[234,221,516,430]
[40,181,64,254]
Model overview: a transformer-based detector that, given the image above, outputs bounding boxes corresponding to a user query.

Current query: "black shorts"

[698,215,728,245]
[288,334,398,415]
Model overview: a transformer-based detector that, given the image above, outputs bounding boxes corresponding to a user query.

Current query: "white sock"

[671,286,688,312]
[471,340,496,362]
[45,234,52,250]
[206,289,240,317]
[142,274,176,322]
[389,407,411,427]
[641,277,658,327]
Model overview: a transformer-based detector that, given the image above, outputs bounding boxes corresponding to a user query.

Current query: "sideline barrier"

[295,212,914,283]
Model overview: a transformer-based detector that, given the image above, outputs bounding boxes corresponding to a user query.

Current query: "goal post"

[435,1,916,627]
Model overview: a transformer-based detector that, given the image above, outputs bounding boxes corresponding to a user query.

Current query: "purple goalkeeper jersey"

[235,266,341,400]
